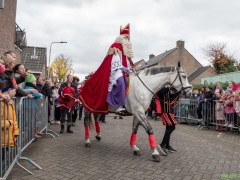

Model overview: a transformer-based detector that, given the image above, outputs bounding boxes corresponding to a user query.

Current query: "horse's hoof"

[95,135,101,141]
[85,143,91,147]
[133,150,141,156]
[152,154,160,162]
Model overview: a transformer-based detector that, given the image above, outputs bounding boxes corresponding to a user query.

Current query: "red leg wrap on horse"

[85,126,90,139]
[95,121,101,133]
[148,134,156,148]
[130,133,137,146]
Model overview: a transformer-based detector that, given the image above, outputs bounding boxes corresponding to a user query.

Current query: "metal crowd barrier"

[174,98,240,132]
[174,98,199,125]
[1,96,58,179]
[0,98,18,179]
[45,99,59,135]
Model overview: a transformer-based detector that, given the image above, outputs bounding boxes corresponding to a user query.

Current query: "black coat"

[42,84,53,105]
[36,84,43,94]
[0,70,28,96]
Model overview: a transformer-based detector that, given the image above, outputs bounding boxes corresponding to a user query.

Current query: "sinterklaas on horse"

[82,62,192,162]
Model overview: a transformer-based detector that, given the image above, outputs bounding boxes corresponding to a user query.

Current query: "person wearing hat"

[24,74,43,138]
[1,80,19,160]
[24,74,42,98]
[80,23,136,115]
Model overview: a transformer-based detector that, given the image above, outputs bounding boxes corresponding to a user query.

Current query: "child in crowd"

[1,80,19,161]
[52,87,61,124]
[24,74,43,138]
[214,89,225,131]
[223,89,235,128]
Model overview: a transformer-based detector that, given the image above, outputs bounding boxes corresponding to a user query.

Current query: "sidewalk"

[7,114,240,180]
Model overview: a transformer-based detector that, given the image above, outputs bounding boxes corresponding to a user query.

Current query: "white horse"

[107,61,192,162]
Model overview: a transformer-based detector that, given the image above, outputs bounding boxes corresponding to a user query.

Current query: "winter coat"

[215,101,225,120]
[223,95,235,114]
[197,92,205,103]
[202,90,214,110]
[42,84,53,105]
[36,84,43,94]
[24,83,42,109]
[1,100,19,147]
[0,70,28,96]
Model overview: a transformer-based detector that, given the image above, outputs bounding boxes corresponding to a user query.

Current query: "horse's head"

[169,61,192,97]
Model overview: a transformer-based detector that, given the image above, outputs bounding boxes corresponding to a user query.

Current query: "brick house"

[134,59,145,69]
[0,0,47,77]
[137,40,216,84]
[0,0,22,64]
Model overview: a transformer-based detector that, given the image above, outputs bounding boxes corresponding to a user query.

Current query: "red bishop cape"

[79,42,132,114]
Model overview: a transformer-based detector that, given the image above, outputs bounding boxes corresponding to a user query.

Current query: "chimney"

[176,40,184,48]
[149,54,155,60]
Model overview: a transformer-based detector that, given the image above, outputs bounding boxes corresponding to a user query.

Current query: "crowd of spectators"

[192,81,240,131]
[0,51,85,156]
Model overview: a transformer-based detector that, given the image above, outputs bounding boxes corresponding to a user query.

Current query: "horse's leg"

[94,114,101,141]
[84,110,91,147]
[130,116,141,156]
[135,113,160,162]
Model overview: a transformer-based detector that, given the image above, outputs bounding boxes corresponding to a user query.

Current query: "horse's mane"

[141,66,178,76]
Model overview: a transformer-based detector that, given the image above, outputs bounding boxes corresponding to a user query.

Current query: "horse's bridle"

[136,67,192,96]
[169,67,192,96]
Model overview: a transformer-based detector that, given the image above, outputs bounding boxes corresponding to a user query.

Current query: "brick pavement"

[6,114,240,180]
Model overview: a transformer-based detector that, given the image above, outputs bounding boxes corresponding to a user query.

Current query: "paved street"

[7,114,240,180]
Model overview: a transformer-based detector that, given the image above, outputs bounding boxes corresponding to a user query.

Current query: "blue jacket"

[24,85,42,109]
[25,86,41,99]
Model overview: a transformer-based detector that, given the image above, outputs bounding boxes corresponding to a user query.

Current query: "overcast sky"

[16,0,240,81]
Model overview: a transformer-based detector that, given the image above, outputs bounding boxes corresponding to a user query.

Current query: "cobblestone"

[6,114,240,179]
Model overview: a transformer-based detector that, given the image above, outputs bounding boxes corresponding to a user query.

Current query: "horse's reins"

[136,74,155,95]
[136,67,192,100]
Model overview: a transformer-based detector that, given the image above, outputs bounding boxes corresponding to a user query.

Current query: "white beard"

[115,35,134,58]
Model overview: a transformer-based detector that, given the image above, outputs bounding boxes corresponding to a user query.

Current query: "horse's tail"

[89,115,95,131]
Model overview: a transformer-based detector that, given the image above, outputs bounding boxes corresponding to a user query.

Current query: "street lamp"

[48,41,67,78]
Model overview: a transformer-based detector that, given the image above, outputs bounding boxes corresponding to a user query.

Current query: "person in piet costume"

[155,84,180,156]
[79,23,136,114]
[58,75,78,133]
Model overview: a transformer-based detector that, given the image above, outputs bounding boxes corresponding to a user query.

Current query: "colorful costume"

[80,24,135,114]
[156,86,180,155]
